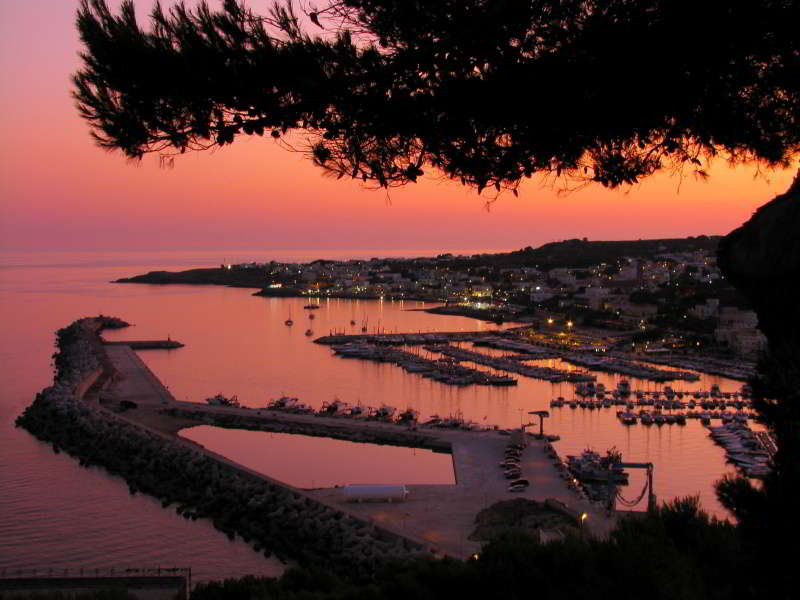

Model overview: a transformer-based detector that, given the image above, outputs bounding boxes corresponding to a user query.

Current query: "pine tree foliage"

[74,0,799,192]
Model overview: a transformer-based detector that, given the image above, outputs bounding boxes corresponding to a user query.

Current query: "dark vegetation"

[116,267,271,287]
[74,1,797,193]
[468,498,577,541]
[189,498,746,600]
[472,236,721,270]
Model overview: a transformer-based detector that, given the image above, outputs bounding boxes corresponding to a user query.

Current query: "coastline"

[16,318,432,574]
[17,316,616,570]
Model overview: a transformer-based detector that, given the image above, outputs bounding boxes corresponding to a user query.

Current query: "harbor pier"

[103,343,617,557]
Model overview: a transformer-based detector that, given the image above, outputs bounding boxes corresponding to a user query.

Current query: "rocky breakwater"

[16,317,427,576]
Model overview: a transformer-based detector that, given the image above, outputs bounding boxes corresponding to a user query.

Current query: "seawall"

[16,317,430,576]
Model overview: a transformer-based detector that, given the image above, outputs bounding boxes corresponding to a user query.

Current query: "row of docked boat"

[264,395,314,414]
[265,395,420,423]
[617,409,688,425]
[555,394,753,413]
[623,352,756,382]
[707,423,772,478]
[331,342,517,387]
[465,334,754,383]
[425,344,594,383]
[422,414,487,431]
[318,332,492,346]
[472,336,560,359]
[564,353,700,382]
[205,394,240,408]
[549,395,756,425]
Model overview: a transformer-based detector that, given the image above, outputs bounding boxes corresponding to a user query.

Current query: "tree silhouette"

[74,2,800,594]
[74,0,798,192]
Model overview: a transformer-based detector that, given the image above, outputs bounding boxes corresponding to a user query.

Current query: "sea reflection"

[180,426,456,488]
[100,292,744,518]
[1,251,747,578]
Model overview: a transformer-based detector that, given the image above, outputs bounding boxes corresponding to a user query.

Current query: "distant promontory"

[115,236,722,294]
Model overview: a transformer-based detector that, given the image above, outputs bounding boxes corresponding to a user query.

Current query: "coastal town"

[202,237,765,361]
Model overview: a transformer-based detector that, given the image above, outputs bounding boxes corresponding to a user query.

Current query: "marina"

[318,332,747,383]
[32,320,618,561]
[424,343,595,383]
[331,342,518,387]
[3,259,764,578]
[100,294,753,520]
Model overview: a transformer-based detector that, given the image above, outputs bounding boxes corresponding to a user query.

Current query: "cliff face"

[717,171,799,584]
[718,170,800,397]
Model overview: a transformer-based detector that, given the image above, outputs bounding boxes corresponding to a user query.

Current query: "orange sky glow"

[1,1,796,253]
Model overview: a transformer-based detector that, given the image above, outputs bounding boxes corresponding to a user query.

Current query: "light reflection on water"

[0,250,745,579]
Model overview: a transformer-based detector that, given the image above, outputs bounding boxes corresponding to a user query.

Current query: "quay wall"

[16,317,429,576]
[168,407,452,453]
[104,340,184,350]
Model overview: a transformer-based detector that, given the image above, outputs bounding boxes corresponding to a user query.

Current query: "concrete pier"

[104,339,184,349]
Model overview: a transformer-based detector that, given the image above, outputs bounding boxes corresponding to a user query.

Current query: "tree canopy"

[74,0,798,192]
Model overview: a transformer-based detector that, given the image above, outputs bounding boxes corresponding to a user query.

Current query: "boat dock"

[426,344,595,383]
[315,331,506,346]
[101,344,616,558]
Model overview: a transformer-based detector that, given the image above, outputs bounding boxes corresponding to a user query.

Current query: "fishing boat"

[566,449,629,484]
[318,399,347,416]
[396,407,419,423]
[206,394,240,408]
[375,404,396,420]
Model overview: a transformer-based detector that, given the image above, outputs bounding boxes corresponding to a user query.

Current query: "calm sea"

[0,249,740,581]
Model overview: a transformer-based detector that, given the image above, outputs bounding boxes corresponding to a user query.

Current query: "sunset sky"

[1,1,796,253]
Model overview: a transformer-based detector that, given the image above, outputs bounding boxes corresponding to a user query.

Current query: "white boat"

[206,394,240,407]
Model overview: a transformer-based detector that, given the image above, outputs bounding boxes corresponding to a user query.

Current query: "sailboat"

[361,317,368,333]
[285,308,293,326]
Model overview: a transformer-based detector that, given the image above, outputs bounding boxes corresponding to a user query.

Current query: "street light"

[567,321,573,329]
[580,512,588,537]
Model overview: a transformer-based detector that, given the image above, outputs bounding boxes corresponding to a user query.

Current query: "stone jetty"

[17,316,616,568]
[16,318,429,575]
